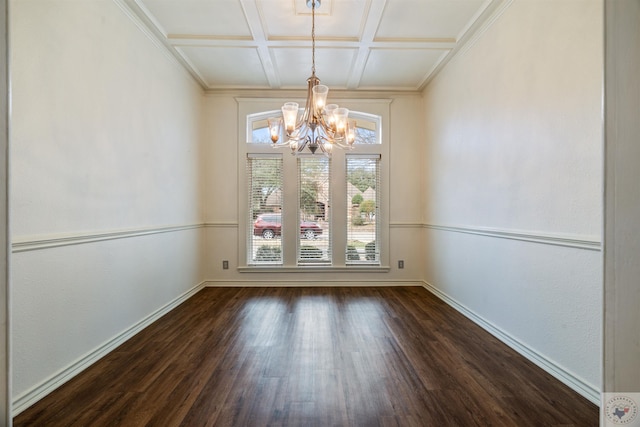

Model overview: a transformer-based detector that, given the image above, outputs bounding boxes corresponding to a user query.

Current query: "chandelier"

[268,0,356,155]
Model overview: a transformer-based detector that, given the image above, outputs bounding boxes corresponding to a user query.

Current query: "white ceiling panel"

[129,0,508,91]
[292,0,332,16]
[177,46,270,88]
[359,48,449,90]
[259,0,366,40]
[271,47,356,88]
[376,0,489,40]
[140,0,251,37]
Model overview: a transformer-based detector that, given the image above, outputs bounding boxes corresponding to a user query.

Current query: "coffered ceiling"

[122,0,509,92]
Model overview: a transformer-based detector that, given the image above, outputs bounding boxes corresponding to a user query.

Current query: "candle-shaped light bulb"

[312,85,329,115]
[333,107,349,138]
[282,102,299,136]
[325,140,333,153]
[346,119,357,145]
[267,117,281,143]
[324,104,338,131]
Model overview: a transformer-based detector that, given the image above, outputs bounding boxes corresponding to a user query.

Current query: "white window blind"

[346,155,380,264]
[247,155,283,265]
[298,156,331,264]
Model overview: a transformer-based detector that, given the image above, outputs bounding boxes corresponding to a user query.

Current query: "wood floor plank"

[14,287,598,426]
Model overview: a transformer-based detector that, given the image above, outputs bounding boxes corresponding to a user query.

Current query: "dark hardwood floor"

[14,286,598,426]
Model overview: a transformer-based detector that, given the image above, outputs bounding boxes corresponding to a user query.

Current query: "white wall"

[422,0,603,402]
[10,0,205,412]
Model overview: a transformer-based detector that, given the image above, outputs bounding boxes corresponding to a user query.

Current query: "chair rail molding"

[12,223,204,253]
[423,223,601,251]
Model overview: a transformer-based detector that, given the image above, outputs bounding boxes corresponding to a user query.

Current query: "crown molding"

[112,0,208,90]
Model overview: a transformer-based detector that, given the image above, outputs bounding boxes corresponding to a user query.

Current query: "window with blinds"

[247,155,283,265]
[298,156,330,264]
[243,107,385,269]
[346,155,380,264]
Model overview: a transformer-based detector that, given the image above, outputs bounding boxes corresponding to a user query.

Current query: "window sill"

[238,265,391,273]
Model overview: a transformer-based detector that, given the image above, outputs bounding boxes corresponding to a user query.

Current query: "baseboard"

[12,281,207,416]
[205,279,424,287]
[14,279,596,415]
[421,281,601,406]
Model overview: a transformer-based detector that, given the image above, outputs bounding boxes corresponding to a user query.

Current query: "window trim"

[247,109,383,146]
[297,155,331,265]
[246,154,283,266]
[237,97,391,271]
[346,154,381,265]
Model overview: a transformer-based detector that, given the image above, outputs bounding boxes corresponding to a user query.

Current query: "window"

[298,156,330,264]
[247,156,283,265]
[239,100,388,270]
[347,155,380,264]
[248,110,382,146]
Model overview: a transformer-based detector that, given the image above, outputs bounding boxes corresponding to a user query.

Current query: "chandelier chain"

[311,0,316,75]
[269,0,354,155]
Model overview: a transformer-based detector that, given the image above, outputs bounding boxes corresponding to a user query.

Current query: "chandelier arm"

[316,137,333,158]
[315,126,332,143]
[317,135,336,146]
[296,74,317,130]
[318,134,353,149]
[316,135,329,146]
[302,89,313,126]
[297,122,311,140]
[318,141,328,155]
[298,135,312,152]
[271,138,292,147]
[316,116,338,139]
[285,120,307,142]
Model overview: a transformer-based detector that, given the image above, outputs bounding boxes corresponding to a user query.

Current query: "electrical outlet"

[398,260,404,269]
[222,260,229,270]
